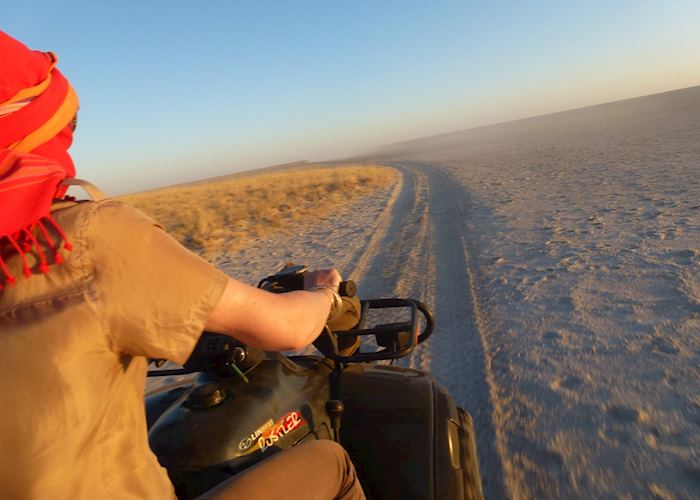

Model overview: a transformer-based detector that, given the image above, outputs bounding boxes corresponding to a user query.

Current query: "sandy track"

[348,164,509,499]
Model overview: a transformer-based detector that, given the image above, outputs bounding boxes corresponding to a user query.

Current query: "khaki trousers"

[200,440,365,500]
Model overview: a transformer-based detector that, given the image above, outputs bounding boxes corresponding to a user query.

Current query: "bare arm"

[204,270,340,351]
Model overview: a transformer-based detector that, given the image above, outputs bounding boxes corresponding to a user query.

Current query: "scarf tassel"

[0,215,72,289]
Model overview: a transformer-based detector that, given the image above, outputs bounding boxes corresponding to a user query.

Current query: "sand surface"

[148,86,699,499]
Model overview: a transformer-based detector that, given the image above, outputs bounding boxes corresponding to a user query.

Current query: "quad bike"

[146,265,483,499]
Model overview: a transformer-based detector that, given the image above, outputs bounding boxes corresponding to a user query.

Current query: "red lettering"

[257,411,305,453]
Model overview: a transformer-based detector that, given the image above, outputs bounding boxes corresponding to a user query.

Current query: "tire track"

[350,163,508,499]
[348,165,434,370]
[418,164,510,500]
[344,168,404,280]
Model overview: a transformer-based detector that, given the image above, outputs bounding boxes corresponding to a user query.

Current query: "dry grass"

[119,164,398,258]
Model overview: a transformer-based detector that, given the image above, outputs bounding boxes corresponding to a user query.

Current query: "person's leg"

[199,440,365,500]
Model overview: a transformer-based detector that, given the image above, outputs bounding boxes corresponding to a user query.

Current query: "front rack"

[325,298,434,363]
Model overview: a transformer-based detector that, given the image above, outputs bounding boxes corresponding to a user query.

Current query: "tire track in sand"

[349,163,508,499]
[348,165,433,371]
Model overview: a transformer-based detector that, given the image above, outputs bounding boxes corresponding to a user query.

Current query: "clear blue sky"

[5,1,699,193]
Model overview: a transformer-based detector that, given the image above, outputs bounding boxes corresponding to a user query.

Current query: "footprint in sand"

[643,210,664,220]
[668,248,696,265]
[549,374,586,392]
[542,330,566,346]
[648,336,680,355]
[658,227,676,240]
[652,199,677,208]
[605,404,650,424]
[554,295,576,312]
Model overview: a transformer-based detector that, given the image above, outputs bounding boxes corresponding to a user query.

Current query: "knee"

[305,438,347,457]
[302,439,352,466]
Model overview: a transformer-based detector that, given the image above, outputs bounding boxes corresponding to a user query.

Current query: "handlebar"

[257,265,355,298]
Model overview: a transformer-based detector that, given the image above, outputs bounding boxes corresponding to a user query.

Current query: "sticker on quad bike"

[239,411,305,455]
[239,419,275,451]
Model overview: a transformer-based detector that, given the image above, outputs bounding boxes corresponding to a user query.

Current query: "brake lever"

[257,264,308,291]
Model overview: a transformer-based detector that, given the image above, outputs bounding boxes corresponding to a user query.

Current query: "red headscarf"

[0,31,79,289]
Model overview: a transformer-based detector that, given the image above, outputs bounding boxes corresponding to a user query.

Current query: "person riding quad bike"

[0,31,365,499]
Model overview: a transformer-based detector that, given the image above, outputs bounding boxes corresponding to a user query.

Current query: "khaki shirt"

[0,200,229,499]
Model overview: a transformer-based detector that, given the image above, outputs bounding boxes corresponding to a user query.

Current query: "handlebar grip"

[338,281,356,297]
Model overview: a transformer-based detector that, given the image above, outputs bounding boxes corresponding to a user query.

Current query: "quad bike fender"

[338,364,483,500]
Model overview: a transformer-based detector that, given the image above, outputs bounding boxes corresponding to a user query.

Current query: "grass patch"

[119,164,398,258]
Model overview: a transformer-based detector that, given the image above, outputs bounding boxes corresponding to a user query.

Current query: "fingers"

[304,268,342,290]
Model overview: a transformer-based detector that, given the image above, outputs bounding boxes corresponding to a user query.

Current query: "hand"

[304,268,342,291]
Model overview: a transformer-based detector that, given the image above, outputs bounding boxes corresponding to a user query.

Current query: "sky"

[4,1,700,194]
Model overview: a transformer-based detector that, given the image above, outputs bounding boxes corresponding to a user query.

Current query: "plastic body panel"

[148,357,333,496]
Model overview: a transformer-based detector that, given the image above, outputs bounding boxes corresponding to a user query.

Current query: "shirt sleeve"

[88,199,229,365]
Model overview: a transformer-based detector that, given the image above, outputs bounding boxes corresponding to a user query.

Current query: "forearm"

[205,278,331,350]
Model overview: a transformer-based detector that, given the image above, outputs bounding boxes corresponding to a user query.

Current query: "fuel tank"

[147,355,333,472]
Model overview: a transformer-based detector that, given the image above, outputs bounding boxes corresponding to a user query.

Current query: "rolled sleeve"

[89,200,229,365]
